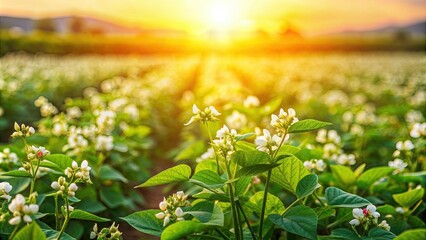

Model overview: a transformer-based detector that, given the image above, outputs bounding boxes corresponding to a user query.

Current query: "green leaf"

[296,174,320,199]
[235,141,256,151]
[393,188,424,208]
[269,205,318,240]
[189,170,225,189]
[330,165,356,187]
[192,192,229,202]
[38,160,62,172]
[161,221,211,240]
[235,176,251,197]
[186,201,224,226]
[12,222,46,240]
[69,209,110,222]
[233,150,270,167]
[195,160,217,173]
[366,227,396,240]
[236,163,279,178]
[271,156,309,193]
[288,119,332,133]
[44,154,74,171]
[354,163,366,178]
[357,167,394,189]
[235,133,255,141]
[99,165,128,183]
[395,229,426,240]
[2,170,32,178]
[121,210,163,236]
[325,187,370,208]
[249,191,285,215]
[136,164,192,188]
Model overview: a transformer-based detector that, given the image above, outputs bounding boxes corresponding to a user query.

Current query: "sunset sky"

[1,0,425,35]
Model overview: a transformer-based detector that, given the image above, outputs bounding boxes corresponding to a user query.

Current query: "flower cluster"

[243,95,260,108]
[255,129,284,155]
[90,222,122,240]
[27,146,50,160]
[349,204,390,231]
[388,158,408,174]
[185,104,221,125]
[0,182,12,201]
[270,108,298,135]
[0,148,19,165]
[213,125,238,161]
[410,122,426,138]
[316,129,341,145]
[34,96,59,117]
[11,122,35,138]
[315,129,357,166]
[64,160,92,183]
[7,194,39,225]
[51,176,78,198]
[336,153,356,166]
[155,191,190,227]
[303,159,326,172]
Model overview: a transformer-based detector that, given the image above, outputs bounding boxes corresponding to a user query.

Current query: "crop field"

[0,52,425,240]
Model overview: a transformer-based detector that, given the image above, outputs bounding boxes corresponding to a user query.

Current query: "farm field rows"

[0,52,425,239]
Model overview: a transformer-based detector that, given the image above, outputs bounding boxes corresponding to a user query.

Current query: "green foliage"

[331,165,356,187]
[288,119,332,133]
[393,188,425,208]
[120,210,164,236]
[269,205,318,239]
[357,167,394,189]
[325,187,370,207]
[190,170,225,189]
[69,209,110,222]
[296,174,320,199]
[395,229,426,240]
[12,223,46,240]
[136,164,192,188]
[271,156,309,193]
[161,221,211,240]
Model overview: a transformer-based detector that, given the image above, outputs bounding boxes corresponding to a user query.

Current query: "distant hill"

[331,20,426,36]
[0,15,187,37]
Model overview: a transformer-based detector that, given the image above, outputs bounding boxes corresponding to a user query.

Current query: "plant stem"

[205,122,221,175]
[56,197,70,240]
[282,198,302,215]
[225,163,241,240]
[313,192,325,207]
[54,194,60,230]
[258,132,287,240]
[258,169,272,240]
[215,229,231,240]
[9,224,20,239]
[29,158,41,195]
[237,200,257,240]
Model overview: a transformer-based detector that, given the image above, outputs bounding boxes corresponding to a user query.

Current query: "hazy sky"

[1,0,425,34]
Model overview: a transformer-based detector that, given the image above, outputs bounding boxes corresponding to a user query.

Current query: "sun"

[208,2,239,30]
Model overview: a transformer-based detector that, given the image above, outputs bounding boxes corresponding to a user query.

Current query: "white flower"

[155,212,166,219]
[0,148,19,165]
[396,140,414,151]
[226,111,247,130]
[9,216,21,225]
[196,148,215,163]
[304,159,326,172]
[388,159,407,174]
[175,207,184,217]
[349,219,360,226]
[378,220,390,231]
[244,95,260,108]
[336,154,356,166]
[0,182,12,201]
[270,108,299,134]
[159,199,168,211]
[184,104,221,125]
[255,129,284,154]
[163,215,170,226]
[95,135,114,151]
[395,207,405,214]
[8,194,39,225]
[51,181,61,190]
[410,122,426,138]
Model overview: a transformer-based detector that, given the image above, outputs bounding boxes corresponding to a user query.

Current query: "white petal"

[288,108,296,117]
[366,204,376,213]
[352,208,363,218]
[349,219,360,226]
[192,104,200,114]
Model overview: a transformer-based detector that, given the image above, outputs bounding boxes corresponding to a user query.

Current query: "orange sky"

[0,0,425,35]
